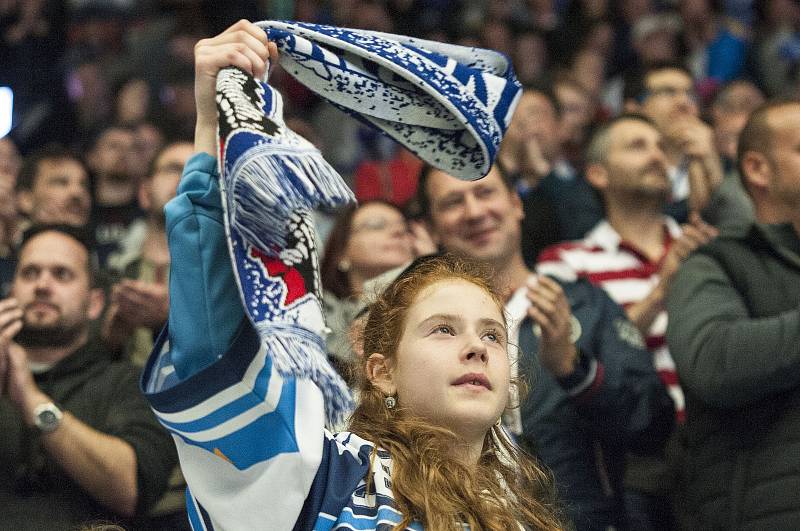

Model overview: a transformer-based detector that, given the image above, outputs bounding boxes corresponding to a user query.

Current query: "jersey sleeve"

[140,153,334,530]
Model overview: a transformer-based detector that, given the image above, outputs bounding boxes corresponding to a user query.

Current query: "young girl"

[141,20,563,530]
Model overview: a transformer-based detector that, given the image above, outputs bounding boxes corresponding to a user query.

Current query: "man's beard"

[104,170,132,185]
[15,321,85,349]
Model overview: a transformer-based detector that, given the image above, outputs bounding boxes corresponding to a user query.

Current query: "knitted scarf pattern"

[216,21,521,425]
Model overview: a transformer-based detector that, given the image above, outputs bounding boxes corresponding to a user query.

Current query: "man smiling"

[417,163,675,530]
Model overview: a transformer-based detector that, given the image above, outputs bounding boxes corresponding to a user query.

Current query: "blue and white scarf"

[216,21,522,425]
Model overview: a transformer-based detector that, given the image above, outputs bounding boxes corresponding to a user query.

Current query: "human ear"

[513,190,525,222]
[88,287,105,321]
[740,151,771,192]
[366,353,396,395]
[17,190,33,216]
[585,163,609,191]
[623,98,641,113]
[424,219,441,246]
[138,181,151,212]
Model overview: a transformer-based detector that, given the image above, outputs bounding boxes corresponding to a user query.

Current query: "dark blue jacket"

[517,278,674,531]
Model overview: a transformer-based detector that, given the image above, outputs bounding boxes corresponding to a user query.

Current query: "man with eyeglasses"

[102,141,194,367]
[624,64,757,233]
[622,64,723,222]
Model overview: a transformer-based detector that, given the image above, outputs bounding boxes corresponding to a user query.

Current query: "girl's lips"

[452,372,492,390]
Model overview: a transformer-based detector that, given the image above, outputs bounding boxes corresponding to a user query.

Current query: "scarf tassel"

[224,138,355,256]
[259,326,354,426]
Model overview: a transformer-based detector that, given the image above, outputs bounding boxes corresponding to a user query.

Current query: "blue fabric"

[517,278,675,531]
[258,21,521,181]
[215,23,523,423]
[707,28,747,83]
[164,152,244,379]
[142,152,429,530]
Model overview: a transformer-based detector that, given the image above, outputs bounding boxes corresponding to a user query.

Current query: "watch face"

[34,404,62,432]
[39,411,57,426]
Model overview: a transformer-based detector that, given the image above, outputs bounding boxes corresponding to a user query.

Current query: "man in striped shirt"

[537,113,719,530]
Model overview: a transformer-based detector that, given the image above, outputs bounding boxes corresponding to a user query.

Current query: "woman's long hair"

[348,254,564,531]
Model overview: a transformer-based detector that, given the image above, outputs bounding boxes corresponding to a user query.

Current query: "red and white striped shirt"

[536,218,685,422]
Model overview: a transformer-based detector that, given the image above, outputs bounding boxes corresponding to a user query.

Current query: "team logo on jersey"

[614,318,646,349]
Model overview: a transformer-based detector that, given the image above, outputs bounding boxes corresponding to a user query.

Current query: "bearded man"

[0,225,177,530]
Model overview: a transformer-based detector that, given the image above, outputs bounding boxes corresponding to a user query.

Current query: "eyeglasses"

[645,86,698,101]
[351,218,408,234]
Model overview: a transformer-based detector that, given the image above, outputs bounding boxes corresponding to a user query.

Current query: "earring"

[384,395,397,409]
[337,259,351,272]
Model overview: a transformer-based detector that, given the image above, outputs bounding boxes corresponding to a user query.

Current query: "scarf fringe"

[225,139,355,256]
[258,324,354,426]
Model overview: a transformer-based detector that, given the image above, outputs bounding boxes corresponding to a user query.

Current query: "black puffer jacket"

[667,223,800,530]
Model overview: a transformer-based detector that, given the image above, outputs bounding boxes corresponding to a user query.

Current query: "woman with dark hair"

[320,200,432,365]
[320,200,416,300]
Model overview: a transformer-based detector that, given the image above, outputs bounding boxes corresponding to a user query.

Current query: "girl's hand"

[193,20,279,155]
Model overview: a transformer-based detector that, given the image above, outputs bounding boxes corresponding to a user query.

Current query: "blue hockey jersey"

[141,153,422,530]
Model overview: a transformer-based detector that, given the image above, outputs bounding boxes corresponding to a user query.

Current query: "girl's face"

[344,203,414,280]
[375,279,511,439]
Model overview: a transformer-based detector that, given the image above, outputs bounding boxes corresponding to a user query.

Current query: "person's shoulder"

[555,276,608,307]
[328,430,376,456]
[692,222,757,260]
[537,223,610,265]
[81,342,142,384]
[716,221,754,241]
[101,358,144,388]
[538,240,590,260]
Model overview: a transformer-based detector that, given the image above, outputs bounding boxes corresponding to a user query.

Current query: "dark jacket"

[519,278,675,531]
[666,222,800,530]
[0,339,178,530]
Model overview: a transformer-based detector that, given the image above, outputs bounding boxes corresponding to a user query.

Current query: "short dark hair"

[623,62,693,103]
[736,99,800,180]
[521,82,562,117]
[16,145,85,192]
[412,163,515,222]
[145,139,192,178]
[585,113,659,165]
[17,224,100,287]
[84,123,136,155]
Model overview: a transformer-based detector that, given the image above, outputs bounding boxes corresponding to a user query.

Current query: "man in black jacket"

[0,225,178,530]
[667,100,800,530]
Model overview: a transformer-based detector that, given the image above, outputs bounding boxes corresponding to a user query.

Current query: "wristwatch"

[32,402,64,433]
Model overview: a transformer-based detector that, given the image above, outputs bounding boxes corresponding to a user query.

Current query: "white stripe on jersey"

[154,343,275,424]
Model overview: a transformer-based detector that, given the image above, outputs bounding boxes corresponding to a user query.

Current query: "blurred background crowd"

[4,0,795,177]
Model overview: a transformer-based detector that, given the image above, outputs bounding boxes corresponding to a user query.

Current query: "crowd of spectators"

[1,0,800,530]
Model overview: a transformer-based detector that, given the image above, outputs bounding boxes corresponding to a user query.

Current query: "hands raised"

[0,298,48,419]
[659,212,718,290]
[526,276,578,378]
[194,20,279,155]
[667,117,724,213]
[101,279,169,350]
